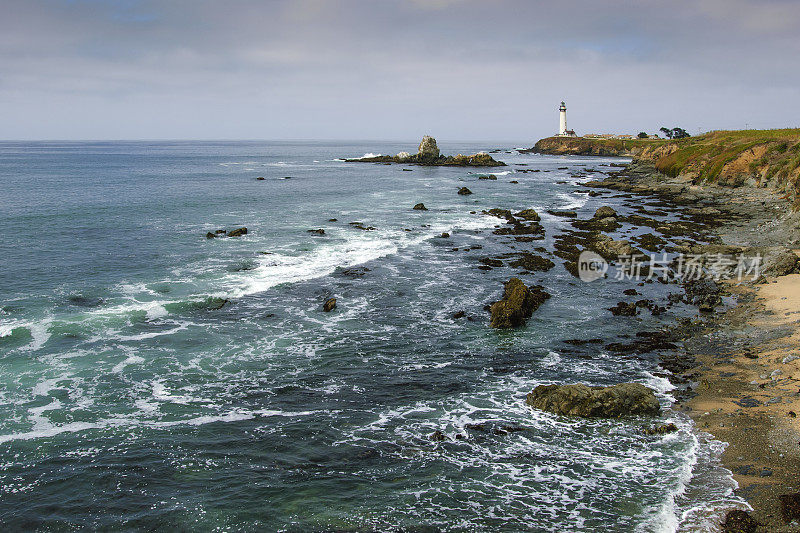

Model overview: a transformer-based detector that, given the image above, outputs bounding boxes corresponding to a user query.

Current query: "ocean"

[0,141,743,531]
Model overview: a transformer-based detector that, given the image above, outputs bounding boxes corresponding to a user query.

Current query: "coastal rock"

[509,253,555,272]
[526,383,661,418]
[458,187,473,195]
[418,135,440,162]
[455,153,503,167]
[207,228,248,238]
[609,302,639,316]
[350,222,376,231]
[396,151,411,162]
[515,209,540,222]
[594,206,617,219]
[644,423,678,436]
[635,233,667,252]
[721,510,758,533]
[307,228,325,235]
[484,208,514,220]
[489,278,550,329]
[779,492,800,521]
[337,266,370,278]
[492,222,544,237]
[430,430,447,442]
[591,235,636,260]
[547,210,577,218]
[764,250,799,277]
[323,298,337,312]
[593,217,621,231]
[480,257,503,268]
[604,331,679,355]
[683,278,722,311]
[413,203,428,211]
[572,216,621,232]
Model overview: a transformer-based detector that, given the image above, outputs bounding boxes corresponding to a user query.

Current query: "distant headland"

[527,128,800,200]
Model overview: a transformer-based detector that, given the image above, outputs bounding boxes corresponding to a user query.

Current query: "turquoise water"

[0,141,740,531]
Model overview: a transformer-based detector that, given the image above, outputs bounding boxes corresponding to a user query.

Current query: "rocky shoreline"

[471,153,800,528]
[583,161,800,531]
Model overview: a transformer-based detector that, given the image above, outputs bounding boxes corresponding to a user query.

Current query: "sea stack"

[417,135,440,163]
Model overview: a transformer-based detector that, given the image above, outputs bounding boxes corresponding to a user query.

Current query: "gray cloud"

[1,0,798,140]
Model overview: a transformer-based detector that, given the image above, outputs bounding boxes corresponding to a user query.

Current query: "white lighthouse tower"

[558,101,567,136]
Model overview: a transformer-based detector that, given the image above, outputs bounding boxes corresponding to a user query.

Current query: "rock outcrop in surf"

[526,383,661,418]
[489,278,550,328]
[345,136,506,167]
[206,227,248,239]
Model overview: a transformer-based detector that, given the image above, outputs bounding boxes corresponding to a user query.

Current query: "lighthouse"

[556,101,576,137]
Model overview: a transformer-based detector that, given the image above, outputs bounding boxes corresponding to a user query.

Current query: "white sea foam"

[0,406,319,445]
[0,318,54,351]
[111,354,145,374]
[228,214,497,298]
[230,235,397,298]
[115,323,188,342]
[0,321,24,338]
[557,191,588,210]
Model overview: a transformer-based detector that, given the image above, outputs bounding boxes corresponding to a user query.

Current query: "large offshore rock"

[418,135,440,162]
[489,278,550,328]
[344,137,505,167]
[526,382,661,418]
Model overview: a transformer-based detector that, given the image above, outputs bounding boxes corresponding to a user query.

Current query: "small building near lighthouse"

[556,101,577,137]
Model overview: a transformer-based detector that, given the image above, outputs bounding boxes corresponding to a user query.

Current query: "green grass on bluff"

[650,129,800,189]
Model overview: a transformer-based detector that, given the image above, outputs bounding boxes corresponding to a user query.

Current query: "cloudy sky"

[1,0,798,141]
